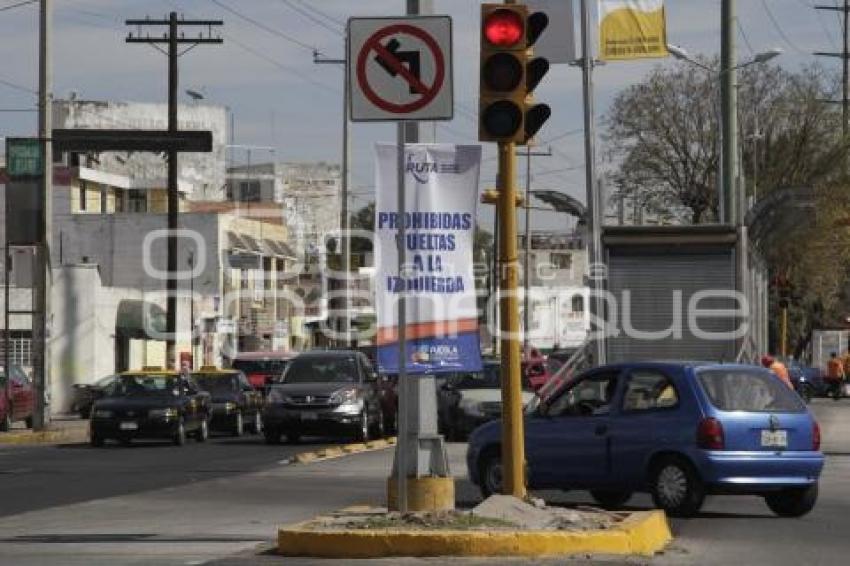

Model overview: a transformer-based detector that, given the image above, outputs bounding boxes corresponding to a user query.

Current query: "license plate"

[119,421,138,431]
[761,430,787,448]
[300,412,318,421]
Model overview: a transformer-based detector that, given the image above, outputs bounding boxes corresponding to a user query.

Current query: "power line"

[760,0,810,55]
[208,0,321,55]
[737,20,755,56]
[0,0,37,13]
[0,76,36,95]
[292,0,344,27]
[276,0,342,36]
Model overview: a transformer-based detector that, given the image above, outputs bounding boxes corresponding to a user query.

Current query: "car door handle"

[595,424,608,436]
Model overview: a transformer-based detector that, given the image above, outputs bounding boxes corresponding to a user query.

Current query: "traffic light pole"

[497,140,525,498]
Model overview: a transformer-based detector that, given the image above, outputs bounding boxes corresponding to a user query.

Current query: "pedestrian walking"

[826,352,845,400]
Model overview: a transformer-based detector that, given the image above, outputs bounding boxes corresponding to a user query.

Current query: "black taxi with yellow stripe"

[89,367,211,447]
[192,366,264,436]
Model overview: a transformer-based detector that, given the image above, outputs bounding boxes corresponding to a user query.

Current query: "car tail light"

[697,417,725,450]
[813,421,821,451]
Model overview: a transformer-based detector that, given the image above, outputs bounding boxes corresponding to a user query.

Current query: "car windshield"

[283,357,359,384]
[94,374,117,388]
[697,369,805,413]
[449,364,531,390]
[194,374,239,395]
[232,359,289,375]
[105,374,180,397]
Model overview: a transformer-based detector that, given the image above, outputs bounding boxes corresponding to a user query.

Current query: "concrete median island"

[277,496,673,559]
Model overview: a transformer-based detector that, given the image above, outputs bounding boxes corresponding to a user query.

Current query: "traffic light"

[479,3,551,144]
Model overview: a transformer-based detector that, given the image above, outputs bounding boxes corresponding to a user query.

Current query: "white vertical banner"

[374,143,483,374]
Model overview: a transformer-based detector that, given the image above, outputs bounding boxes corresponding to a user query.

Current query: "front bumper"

[263,403,363,435]
[694,450,825,491]
[91,417,180,440]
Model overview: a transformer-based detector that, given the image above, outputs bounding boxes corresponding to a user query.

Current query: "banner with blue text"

[375,143,483,375]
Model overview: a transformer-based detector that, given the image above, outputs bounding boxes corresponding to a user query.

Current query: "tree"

[603,60,843,223]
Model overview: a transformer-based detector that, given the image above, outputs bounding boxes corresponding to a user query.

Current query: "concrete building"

[52,98,228,201]
[2,164,296,414]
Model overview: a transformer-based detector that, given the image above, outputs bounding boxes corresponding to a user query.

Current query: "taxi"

[89,367,211,447]
[192,366,264,436]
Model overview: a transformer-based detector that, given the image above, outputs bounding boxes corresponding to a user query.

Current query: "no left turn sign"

[348,16,453,122]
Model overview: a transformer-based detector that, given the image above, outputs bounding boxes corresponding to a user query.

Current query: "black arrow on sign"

[374,38,421,95]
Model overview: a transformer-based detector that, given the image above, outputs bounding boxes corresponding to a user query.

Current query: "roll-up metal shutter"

[606,248,737,363]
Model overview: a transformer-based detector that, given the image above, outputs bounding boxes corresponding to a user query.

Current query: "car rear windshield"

[697,369,805,413]
[283,357,359,384]
[195,375,238,394]
[106,374,180,397]
[232,360,289,375]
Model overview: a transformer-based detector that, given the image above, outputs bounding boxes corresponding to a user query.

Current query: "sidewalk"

[0,415,88,445]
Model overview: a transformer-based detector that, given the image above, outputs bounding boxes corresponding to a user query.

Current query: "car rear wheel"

[173,419,187,446]
[765,484,818,517]
[264,428,281,445]
[0,411,11,432]
[590,490,633,509]
[233,411,244,437]
[370,409,385,439]
[286,431,302,444]
[650,456,705,518]
[196,418,209,442]
[24,415,33,429]
[90,432,105,448]
[479,448,503,498]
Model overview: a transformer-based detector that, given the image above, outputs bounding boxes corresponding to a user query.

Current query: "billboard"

[374,144,483,375]
[599,0,668,61]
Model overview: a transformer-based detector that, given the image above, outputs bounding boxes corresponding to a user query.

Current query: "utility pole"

[579,0,605,365]
[32,0,52,430]
[520,146,551,352]
[815,3,850,153]
[126,14,222,368]
[312,51,351,348]
[721,0,737,225]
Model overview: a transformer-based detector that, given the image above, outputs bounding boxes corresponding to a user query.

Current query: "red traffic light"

[484,9,523,47]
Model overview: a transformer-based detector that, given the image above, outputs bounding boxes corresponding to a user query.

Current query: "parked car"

[263,351,386,444]
[70,374,117,419]
[437,361,536,441]
[0,363,34,431]
[467,362,824,518]
[784,362,826,402]
[231,351,296,392]
[193,367,264,436]
[89,369,211,447]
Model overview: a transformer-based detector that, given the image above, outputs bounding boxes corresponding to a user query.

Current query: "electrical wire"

[208,0,322,55]
[277,0,342,36]
[0,0,37,13]
[760,0,811,55]
[0,77,36,95]
[292,0,345,27]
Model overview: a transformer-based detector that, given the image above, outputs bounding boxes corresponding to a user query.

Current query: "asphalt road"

[0,432,337,518]
[0,400,848,565]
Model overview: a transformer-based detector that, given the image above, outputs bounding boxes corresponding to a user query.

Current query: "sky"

[0,0,840,230]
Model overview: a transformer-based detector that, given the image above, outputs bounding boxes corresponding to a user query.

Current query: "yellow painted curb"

[0,428,87,445]
[277,510,672,558]
[290,436,398,466]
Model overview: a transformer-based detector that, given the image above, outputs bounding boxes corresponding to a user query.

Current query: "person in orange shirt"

[826,352,846,400]
[761,354,793,390]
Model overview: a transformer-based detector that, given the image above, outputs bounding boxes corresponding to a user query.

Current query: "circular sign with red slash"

[348,17,452,121]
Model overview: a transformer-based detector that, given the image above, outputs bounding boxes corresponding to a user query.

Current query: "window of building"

[3,331,32,367]
[550,252,572,270]
[128,190,147,213]
[240,181,261,202]
[571,295,585,313]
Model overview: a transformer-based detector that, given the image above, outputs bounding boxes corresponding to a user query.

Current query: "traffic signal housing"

[479,4,551,144]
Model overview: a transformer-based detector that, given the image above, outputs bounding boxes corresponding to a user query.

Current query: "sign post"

[348,15,454,514]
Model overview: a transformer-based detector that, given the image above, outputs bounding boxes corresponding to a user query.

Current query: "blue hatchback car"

[467,362,824,517]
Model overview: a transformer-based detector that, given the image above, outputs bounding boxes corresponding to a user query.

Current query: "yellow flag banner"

[599,0,668,61]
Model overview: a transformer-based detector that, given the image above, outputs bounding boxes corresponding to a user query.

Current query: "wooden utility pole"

[125,14,222,367]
